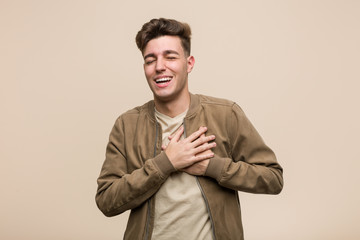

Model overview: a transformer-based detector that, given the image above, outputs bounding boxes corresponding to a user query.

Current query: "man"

[96,18,283,240]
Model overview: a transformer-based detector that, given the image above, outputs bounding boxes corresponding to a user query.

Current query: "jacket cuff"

[152,151,177,178]
[204,154,225,181]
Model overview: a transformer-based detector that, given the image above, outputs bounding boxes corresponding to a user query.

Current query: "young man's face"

[143,35,195,103]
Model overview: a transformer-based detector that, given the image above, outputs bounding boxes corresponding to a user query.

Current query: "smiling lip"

[154,76,172,88]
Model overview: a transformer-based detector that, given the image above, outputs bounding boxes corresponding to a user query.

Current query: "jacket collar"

[146,93,200,121]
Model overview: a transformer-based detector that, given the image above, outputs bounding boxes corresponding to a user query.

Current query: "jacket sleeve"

[204,103,283,194]
[95,117,176,217]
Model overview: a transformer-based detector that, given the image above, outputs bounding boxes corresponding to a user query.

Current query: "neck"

[154,92,190,118]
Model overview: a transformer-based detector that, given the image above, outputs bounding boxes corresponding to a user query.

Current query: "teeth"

[156,77,171,83]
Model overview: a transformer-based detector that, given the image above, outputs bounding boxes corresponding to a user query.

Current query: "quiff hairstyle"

[135,18,192,56]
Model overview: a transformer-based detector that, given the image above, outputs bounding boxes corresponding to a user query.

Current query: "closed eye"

[145,59,156,65]
[166,54,179,60]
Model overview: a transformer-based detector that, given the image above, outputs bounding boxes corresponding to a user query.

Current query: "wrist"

[153,151,177,177]
[204,155,224,180]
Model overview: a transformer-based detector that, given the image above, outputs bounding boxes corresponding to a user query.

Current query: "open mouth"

[155,77,172,86]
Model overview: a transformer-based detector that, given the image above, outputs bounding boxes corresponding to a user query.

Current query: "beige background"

[1,0,359,239]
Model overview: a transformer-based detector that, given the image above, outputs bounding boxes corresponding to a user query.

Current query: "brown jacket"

[96,94,283,240]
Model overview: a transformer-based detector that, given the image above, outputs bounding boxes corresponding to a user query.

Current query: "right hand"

[164,126,216,170]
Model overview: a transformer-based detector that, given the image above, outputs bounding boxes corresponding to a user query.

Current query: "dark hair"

[135,18,192,56]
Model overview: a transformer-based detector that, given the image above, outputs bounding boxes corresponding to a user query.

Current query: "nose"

[155,58,166,72]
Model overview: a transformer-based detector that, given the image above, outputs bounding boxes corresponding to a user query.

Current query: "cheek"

[167,62,185,73]
[144,67,153,79]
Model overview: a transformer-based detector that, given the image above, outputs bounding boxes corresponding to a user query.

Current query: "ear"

[187,56,195,73]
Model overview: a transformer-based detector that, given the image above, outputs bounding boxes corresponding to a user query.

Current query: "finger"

[190,133,206,145]
[193,142,216,155]
[171,125,184,142]
[185,126,208,143]
[170,125,184,139]
[168,130,177,140]
[191,134,216,148]
[192,150,214,163]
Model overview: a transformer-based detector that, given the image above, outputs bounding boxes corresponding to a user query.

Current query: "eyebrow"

[144,50,180,60]
[144,53,156,60]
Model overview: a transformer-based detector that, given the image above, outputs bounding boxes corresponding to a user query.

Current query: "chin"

[154,94,173,103]
[152,89,172,99]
